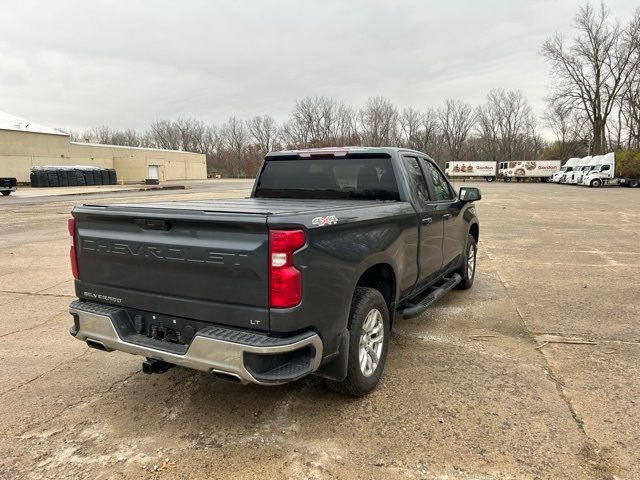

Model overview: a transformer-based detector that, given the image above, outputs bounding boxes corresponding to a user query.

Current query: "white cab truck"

[562,156,590,184]
[498,160,561,182]
[581,152,640,188]
[575,155,603,185]
[551,157,579,183]
[445,161,497,182]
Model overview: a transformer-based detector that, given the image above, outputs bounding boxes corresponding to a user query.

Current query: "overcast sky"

[1,0,638,133]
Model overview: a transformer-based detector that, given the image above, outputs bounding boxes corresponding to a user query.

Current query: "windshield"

[255,157,401,201]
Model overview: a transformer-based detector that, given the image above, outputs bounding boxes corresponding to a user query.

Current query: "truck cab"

[576,156,602,185]
[552,158,578,183]
[562,157,589,184]
[582,152,615,187]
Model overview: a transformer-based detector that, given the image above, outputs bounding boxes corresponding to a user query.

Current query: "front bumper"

[69,300,323,385]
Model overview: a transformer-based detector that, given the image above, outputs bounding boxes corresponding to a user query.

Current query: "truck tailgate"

[72,203,270,331]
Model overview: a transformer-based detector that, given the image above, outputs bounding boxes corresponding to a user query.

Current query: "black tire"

[455,234,477,290]
[627,178,639,188]
[1,191,10,196]
[590,178,602,188]
[327,287,390,396]
[504,177,511,183]
[485,176,494,182]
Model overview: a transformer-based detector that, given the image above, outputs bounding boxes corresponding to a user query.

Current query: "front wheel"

[456,234,477,290]
[327,287,390,396]
[1,191,10,196]
[504,177,512,183]
[590,179,602,188]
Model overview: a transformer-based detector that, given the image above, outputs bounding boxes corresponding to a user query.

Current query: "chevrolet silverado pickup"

[68,147,480,396]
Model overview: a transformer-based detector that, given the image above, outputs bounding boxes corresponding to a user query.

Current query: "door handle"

[422,217,433,225]
[443,214,452,220]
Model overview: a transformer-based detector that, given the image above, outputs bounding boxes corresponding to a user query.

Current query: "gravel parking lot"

[0,181,638,479]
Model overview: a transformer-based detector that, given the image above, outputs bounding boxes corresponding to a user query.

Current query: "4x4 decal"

[311,215,339,227]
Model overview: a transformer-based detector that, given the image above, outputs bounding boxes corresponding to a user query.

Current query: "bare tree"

[220,116,250,177]
[148,120,182,150]
[248,115,279,154]
[109,129,142,147]
[359,96,399,147]
[399,107,425,150]
[438,99,476,162]
[542,3,640,154]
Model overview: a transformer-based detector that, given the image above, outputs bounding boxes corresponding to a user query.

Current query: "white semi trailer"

[498,160,561,182]
[445,161,497,182]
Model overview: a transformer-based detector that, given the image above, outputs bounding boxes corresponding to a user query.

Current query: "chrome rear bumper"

[69,300,322,385]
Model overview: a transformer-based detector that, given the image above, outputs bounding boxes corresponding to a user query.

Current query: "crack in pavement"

[14,368,141,438]
[0,289,74,299]
[0,311,67,339]
[0,349,91,399]
[479,239,616,475]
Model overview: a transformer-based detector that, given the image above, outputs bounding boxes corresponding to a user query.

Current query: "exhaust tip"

[211,370,242,383]
[86,339,109,351]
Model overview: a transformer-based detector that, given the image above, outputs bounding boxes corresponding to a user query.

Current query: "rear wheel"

[627,178,639,188]
[1,191,10,196]
[590,178,602,188]
[504,177,511,183]
[455,234,477,290]
[485,176,494,182]
[327,287,390,396]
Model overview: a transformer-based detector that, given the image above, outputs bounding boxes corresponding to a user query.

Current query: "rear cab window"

[255,157,400,201]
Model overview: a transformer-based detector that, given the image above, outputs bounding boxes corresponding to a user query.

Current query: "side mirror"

[459,187,481,203]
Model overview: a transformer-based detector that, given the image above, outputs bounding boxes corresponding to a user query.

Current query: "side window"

[601,164,610,171]
[402,156,430,208]
[421,159,453,201]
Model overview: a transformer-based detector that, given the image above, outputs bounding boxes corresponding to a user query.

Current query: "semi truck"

[561,156,590,184]
[498,160,561,182]
[551,158,579,183]
[444,161,497,182]
[581,152,640,188]
[575,155,603,185]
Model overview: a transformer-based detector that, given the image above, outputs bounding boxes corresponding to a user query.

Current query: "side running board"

[402,273,462,319]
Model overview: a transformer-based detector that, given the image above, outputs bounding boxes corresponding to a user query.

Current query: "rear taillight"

[269,229,306,308]
[68,218,79,279]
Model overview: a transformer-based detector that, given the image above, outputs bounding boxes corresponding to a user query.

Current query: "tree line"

[65,91,547,177]
[63,1,639,178]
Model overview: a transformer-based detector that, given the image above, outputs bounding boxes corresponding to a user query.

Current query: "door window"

[402,156,430,208]
[421,159,453,201]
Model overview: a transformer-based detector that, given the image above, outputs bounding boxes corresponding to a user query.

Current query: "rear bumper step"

[69,300,323,385]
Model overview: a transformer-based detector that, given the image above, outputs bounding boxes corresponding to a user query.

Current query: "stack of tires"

[30,167,117,187]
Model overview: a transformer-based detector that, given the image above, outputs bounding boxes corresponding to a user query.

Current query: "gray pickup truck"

[68,147,480,395]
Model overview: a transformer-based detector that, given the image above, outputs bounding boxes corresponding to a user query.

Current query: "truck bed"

[80,198,387,216]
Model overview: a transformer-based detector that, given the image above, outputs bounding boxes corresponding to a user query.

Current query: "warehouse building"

[0,111,207,183]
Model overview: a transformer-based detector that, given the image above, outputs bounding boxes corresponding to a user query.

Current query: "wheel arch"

[354,262,397,318]
[469,222,479,244]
